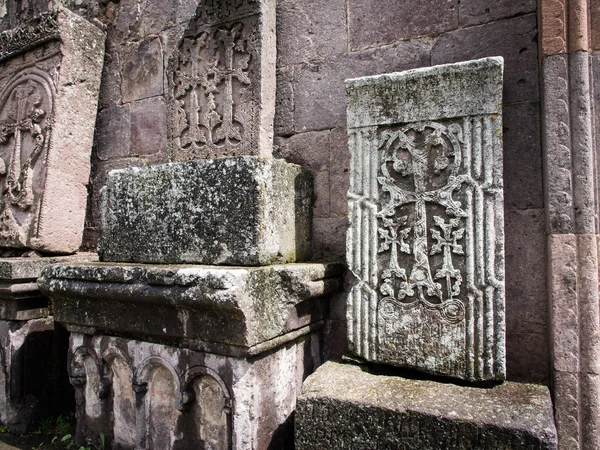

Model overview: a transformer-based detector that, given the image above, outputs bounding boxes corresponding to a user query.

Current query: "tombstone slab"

[295,361,557,450]
[97,157,313,266]
[0,9,105,253]
[345,57,506,381]
[168,0,276,160]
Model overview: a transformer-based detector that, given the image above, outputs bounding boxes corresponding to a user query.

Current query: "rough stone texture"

[120,36,163,103]
[167,0,277,160]
[69,331,321,450]
[548,234,600,450]
[0,9,104,253]
[431,14,539,106]
[346,58,506,381]
[0,317,72,434]
[539,0,567,55]
[295,361,558,450]
[98,157,313,266]
[0,253,96,320]
[458,0,536,27]
[347,0,459,51]
[39,261,342,356]
[129,96,167,157]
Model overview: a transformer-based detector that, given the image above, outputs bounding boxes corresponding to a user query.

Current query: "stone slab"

[0,253,96,320]
[0,9,105,253]
[69,331,320,449]
[39,261,343,356]
[345,58,506,381]
[98,156,312,266]
[167,0,276,160]
[346,57,503,129]
[295,361,558,450]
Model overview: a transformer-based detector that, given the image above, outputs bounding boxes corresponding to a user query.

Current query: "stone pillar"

[539,1,600,448]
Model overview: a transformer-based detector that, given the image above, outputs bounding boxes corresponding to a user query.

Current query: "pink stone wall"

[0,0,549,384]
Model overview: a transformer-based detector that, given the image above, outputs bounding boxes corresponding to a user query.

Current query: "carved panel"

[168,0,275,160]
[0,9,104,253]
[346,58,505,381]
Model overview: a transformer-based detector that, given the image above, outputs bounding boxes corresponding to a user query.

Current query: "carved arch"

[133,356,184,409]
[180,365,232,410]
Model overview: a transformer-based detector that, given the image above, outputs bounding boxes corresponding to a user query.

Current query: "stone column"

[539,1,600,448]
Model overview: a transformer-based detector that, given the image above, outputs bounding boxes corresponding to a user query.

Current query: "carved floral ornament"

[169,20,255,160]
[376,121,467,324]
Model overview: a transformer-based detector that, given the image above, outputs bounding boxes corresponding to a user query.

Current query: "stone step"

[295,361,557,450]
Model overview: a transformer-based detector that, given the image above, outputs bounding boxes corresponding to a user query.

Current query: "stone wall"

[0,1,548,384]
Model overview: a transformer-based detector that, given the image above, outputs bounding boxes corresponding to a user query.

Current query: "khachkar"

[0,9,104,433]
[294,59,557,450]
[0,9,104,253]
[346,57,506,381]
[168,0,276,160]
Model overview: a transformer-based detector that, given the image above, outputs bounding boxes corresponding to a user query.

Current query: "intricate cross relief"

[169,21,254,160]
[0,68,54,247]
[377,121,466,324]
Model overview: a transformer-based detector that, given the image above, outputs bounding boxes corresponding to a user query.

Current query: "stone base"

[70,331,322,450]
[0,318,71,434]
[295,361,558,450]
[0,254,96,432]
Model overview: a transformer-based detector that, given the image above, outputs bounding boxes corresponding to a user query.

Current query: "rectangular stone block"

[0,253,96,320]
[39,261,342,355]
[167,0,276,160]
[69,331,320,450]
[97,157,312,265]
[345,57,506,381]
[295,361,557,450]
[0,9,105,253]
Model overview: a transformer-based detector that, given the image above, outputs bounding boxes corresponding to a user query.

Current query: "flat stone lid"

[297,361,557,449]
[39,261,343,357]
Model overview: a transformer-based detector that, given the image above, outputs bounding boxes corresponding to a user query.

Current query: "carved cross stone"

[168,0,276,160]
[346,58,505,381]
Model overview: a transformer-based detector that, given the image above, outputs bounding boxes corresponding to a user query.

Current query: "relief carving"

[169,19,257,160]
[0,11,59,62]
[0,66,56,248]
[376,122,466,325]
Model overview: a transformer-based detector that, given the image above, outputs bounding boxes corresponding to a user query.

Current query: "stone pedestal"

[295,361,558,450]
[39,261,343,449]
[0,254,95,433]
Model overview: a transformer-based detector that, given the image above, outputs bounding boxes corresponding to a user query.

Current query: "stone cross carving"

[0,10,104,253]
[168,0,276,160]
[346,58,505,381]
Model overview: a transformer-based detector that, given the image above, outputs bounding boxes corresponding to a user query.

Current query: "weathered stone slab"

[0,9,105,253]
[97,156,312,265]
[39,261,342,356]
[69,331,319,449]
[167,0,276,160]
[295,361,557,450]
[345,57,506,381]
[0,253,96,320]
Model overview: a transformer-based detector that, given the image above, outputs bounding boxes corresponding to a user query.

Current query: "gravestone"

[168,0,276,160]
[0,9,104,254]
[346,57,506,381]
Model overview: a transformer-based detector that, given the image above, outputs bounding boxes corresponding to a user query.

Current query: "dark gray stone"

[130,97,167,156]
[98,157,313,265]
[121,36,164,103]
[95,104,131,161]
[459,0,536,27]
[347,0,458,51]
[503,101,543,210]
[275,66,295,136]
[295,361,558,450]
[432,13,539,105]
[294,39,431,132]
[39,261,343,356]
